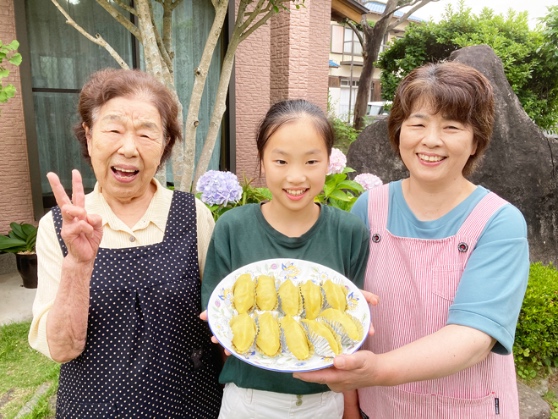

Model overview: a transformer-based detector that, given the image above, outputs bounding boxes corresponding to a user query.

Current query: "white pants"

[218,383,344,419]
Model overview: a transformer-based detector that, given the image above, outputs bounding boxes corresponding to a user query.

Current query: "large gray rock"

[348,45,558,266]
[518,381,551,419]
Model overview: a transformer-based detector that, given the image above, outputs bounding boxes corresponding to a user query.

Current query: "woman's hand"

[45,169,103,362]
[47,170,102,263]
[294,351,379,392]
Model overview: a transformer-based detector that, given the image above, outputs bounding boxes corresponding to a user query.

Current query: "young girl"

[201,99,370,418]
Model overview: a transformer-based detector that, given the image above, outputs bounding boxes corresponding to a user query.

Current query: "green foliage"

[378,2,558,131]
[0,223,37,254]
[0,39,22,105]
[330,117,359,155]
[315,167,364,211]
[514,263,558,379]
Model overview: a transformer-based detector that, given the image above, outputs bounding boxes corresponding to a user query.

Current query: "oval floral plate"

[207,258,371,373]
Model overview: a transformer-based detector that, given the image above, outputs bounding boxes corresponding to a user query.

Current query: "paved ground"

[0,270,36,326]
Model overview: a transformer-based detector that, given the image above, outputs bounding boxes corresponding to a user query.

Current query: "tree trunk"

[181,0,229,191]
[193,35,241,187]
[353,7,393,131]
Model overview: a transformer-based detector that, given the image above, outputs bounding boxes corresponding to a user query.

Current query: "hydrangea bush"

[196,149,382,219]
[196,170,271,220]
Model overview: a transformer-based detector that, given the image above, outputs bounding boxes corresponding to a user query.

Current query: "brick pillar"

[0,0,34,233]
[235,0,331,181]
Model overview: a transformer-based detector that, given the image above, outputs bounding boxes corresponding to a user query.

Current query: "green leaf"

[6,40,19,50]
[9,53,22,66]
[0,236,26,252]
[328,189,352,202]
[10,223,25,240]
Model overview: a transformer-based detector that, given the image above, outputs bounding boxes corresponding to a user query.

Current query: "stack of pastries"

[229,273,363,360]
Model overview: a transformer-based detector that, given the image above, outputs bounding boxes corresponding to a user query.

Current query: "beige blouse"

[28,179,215,360]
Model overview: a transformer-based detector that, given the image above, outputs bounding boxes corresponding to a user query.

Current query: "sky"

[411,0,556,28]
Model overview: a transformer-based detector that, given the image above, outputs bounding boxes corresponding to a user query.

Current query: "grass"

[0,321,59,419]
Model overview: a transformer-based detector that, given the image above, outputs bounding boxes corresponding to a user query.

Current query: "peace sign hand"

[47,169,103,263]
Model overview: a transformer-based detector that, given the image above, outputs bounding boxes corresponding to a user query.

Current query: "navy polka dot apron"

[52,191,222,418]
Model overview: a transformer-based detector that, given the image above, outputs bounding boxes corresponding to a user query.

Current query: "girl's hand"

[47,169,103,264]
[361,290,379,336]
[199,310,232,356]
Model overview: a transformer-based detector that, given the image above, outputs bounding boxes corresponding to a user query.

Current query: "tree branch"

[152,1,174,71]
[95,0,141,40]
[346,18,365,50]
[50,0,130,69]
[387,0,435,31]
[112,0,137,16]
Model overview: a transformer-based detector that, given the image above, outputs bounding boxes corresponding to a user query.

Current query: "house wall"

[234,0,331,182]
[0,0,34,234]
[0,0,333,223]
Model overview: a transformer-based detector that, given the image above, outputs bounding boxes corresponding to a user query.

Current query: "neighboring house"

[0,0,355,232]
[329,0,423,121]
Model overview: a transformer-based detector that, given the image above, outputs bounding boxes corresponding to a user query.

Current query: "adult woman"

[29,69,222,417]
[295,62,529,418]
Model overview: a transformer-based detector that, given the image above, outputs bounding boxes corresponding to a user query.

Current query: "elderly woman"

[29,69,222,417]
[295,62,529,418]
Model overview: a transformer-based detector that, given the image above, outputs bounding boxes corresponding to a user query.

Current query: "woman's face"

[399,104,476,186]
[261,116,329,216]
[85,95,165,204]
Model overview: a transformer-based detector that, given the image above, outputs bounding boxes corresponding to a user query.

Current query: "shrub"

[330,117,359,155]
[514,262,558,379]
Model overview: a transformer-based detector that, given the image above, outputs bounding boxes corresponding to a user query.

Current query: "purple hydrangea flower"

[354,173,383,191]
[328,148,347,175]
[196,170,243,206]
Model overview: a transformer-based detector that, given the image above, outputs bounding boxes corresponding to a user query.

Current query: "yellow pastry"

[279,315,312,360]
[230,313,257,354]
[319,308,363,343]
[300,280,323,320]
[232,273,256,314]
[256,312,281,357]
[255,275,278,311]
[278,279,302,316]
[301,319,342,357]
[322,279,348,311]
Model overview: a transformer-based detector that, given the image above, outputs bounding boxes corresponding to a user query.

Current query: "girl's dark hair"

[388,61,495,176]
[74,68,181,166]
[256,99,334,168]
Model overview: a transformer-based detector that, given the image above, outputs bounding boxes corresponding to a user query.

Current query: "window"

[24,1,222,203]
[330,24,344,53]
[343,27,362,57]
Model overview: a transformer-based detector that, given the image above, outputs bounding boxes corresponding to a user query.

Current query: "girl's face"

[399,104,476,186]
[261,116,329,216]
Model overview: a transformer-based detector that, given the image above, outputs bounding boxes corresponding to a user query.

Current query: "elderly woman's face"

[85,95,165,204]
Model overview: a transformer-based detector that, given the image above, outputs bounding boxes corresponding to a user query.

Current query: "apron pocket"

[371,386,500,418]
[432,264,463,302]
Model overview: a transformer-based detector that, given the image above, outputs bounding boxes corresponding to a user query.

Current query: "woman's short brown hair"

[387,61,495,176]
[74,68,181,166]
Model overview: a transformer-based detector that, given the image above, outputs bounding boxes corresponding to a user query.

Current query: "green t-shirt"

[201,203,370,395]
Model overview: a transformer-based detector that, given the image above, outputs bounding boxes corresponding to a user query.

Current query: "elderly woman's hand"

[47,169,103,263]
